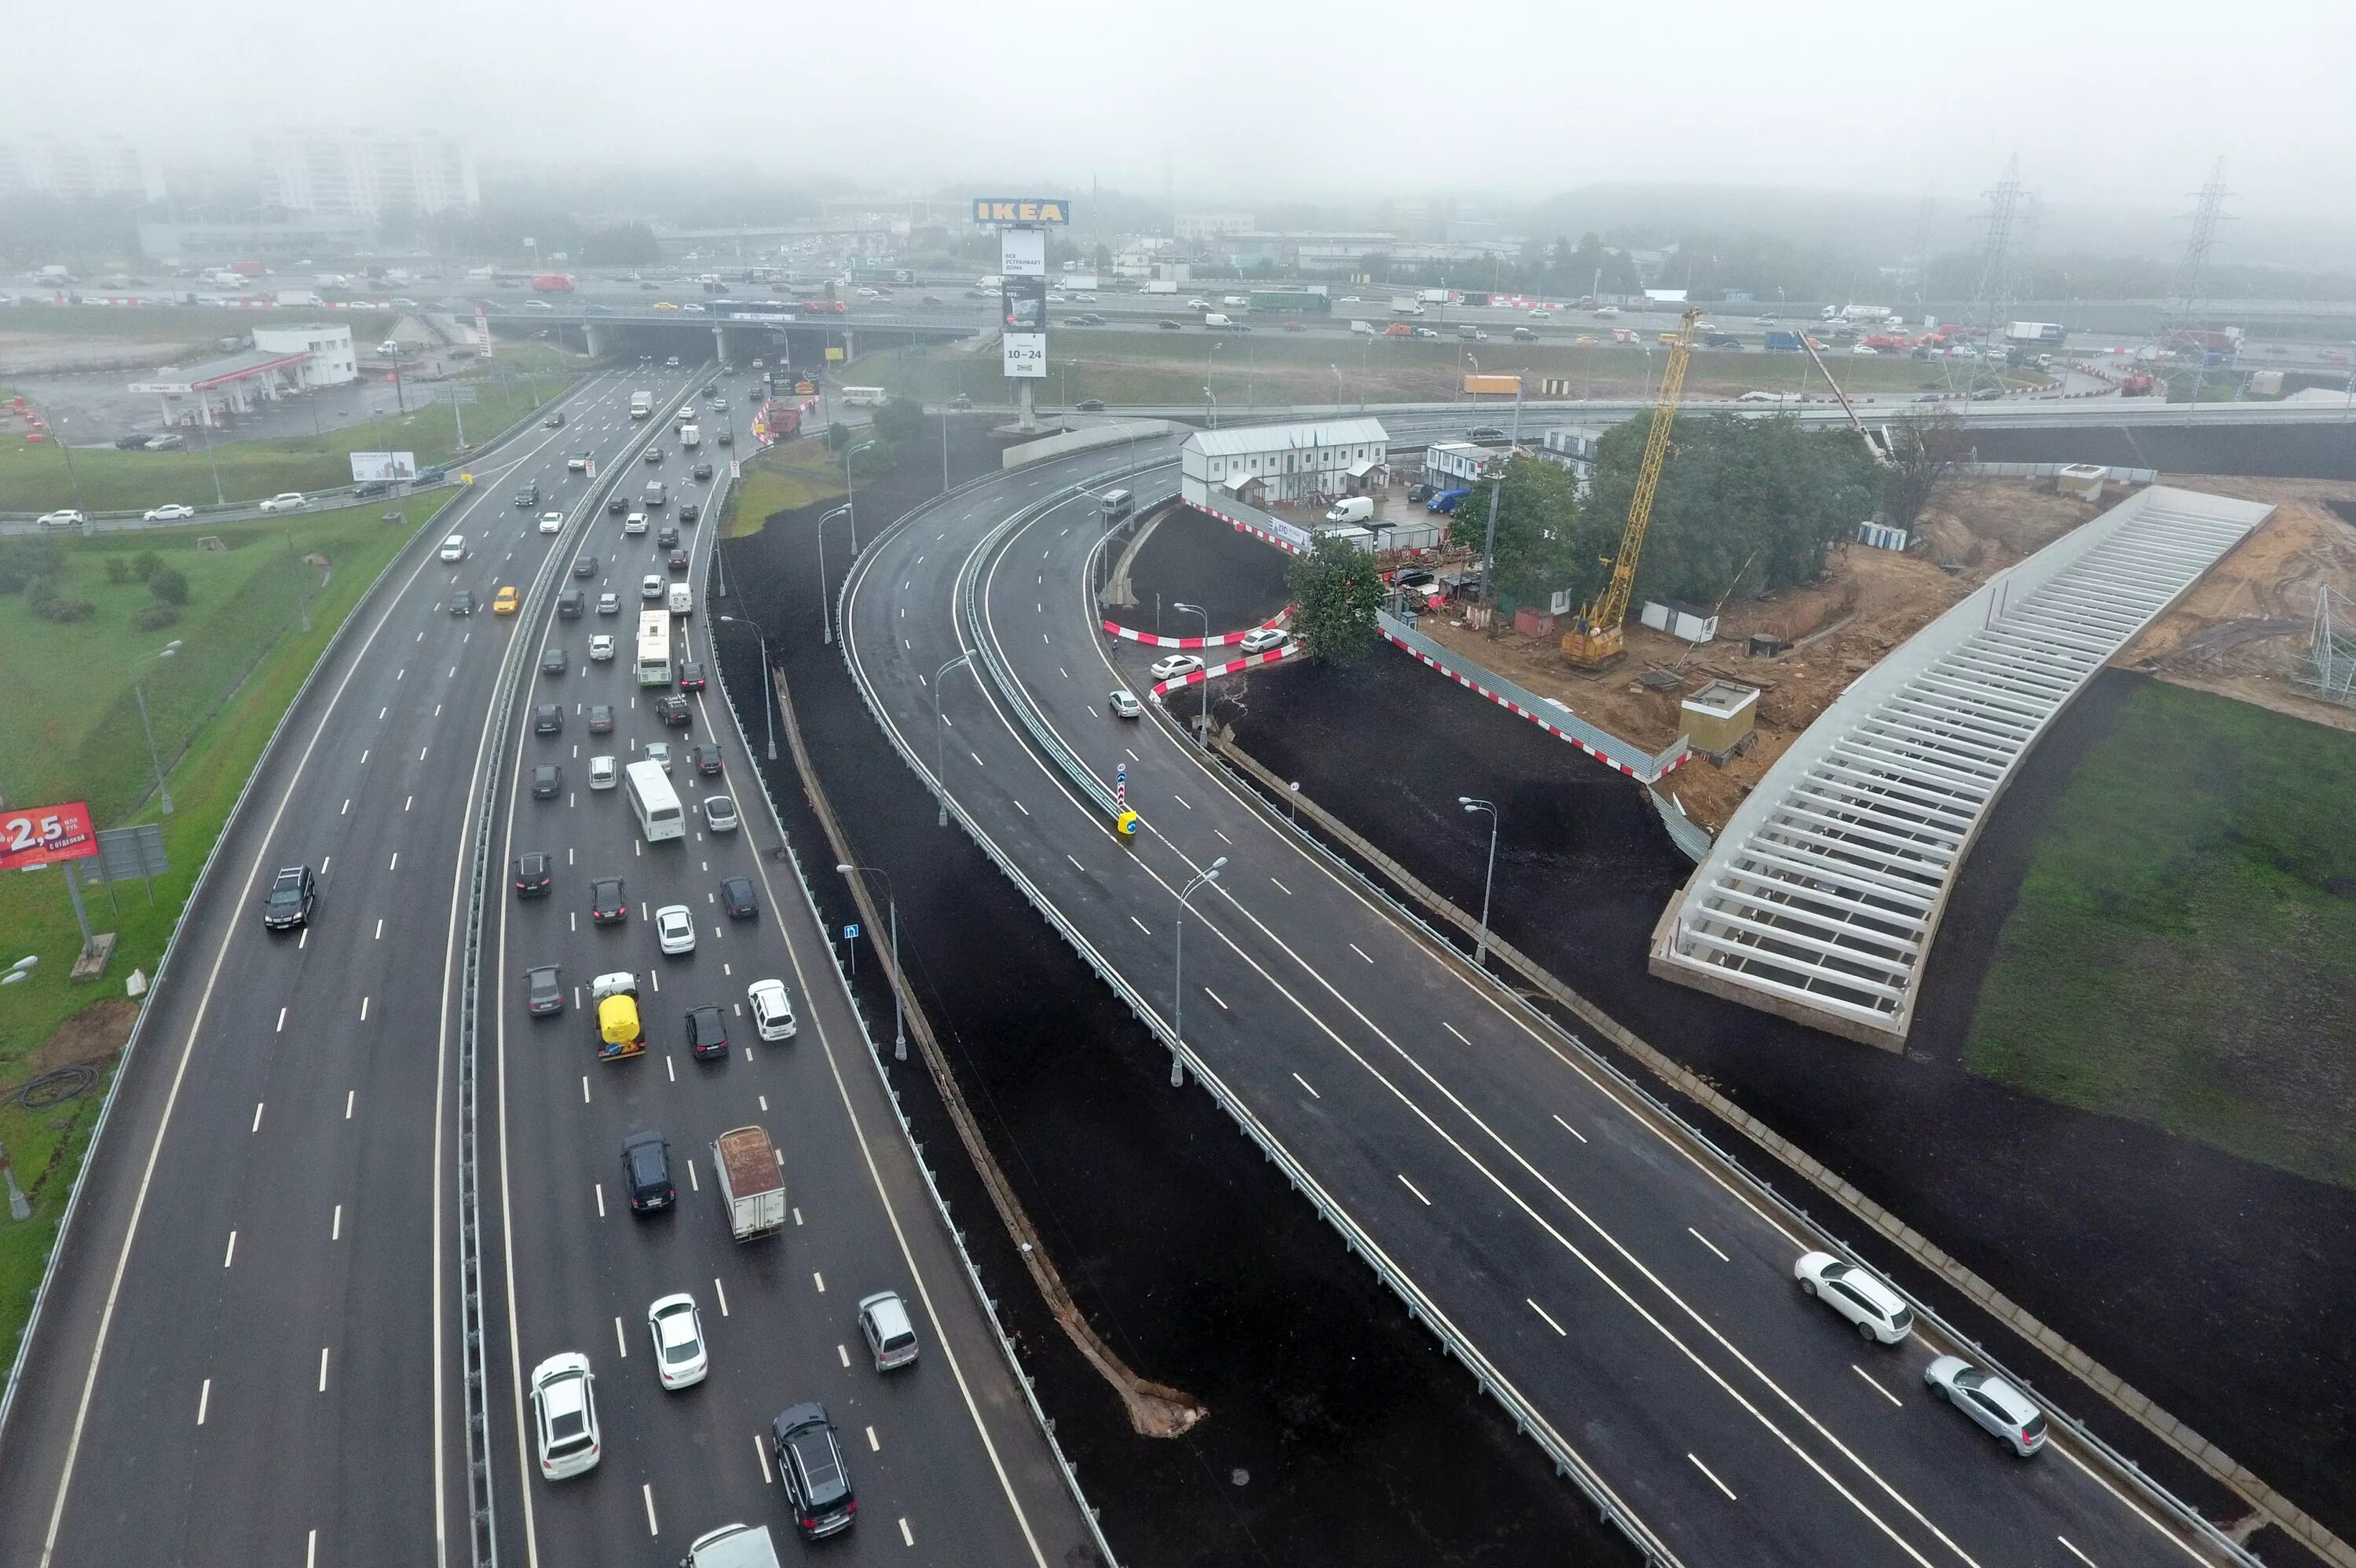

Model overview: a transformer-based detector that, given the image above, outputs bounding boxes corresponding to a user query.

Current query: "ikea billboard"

[971,198,1071,225]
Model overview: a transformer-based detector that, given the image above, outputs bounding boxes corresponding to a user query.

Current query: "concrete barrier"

[1001,418,1176,470]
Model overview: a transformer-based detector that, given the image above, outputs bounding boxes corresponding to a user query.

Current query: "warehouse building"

[1180,418,1389,509]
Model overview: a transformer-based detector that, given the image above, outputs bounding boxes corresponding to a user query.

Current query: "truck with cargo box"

[712,1126,786,1240]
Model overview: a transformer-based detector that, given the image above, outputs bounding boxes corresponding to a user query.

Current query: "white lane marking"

[581,1074,591,1103]
[341,799,349,814]
[1553,1113,1587,1143]
[388,852,399,871]
[359,996,369,1022]
[1442,1022,1469,1044]
[2058,1539,2098,1567]
[1202,986,1227,1010]
[614,1317,627,1357]
[196,1378,210,1426]
[686,1158,699,1192]
[642,1484,658,1537]
[1013,799,1029,817]
[1130,916,1150,935]
[866,1425,880,1452]
[1173,794,1191,810]
[1066,854,1083,871]
[405,796,413,812]
[666,1055,675,1083]
[1528,1299,1567,1336]
[1852,1365,1902,1408]
[221,1231,236,1269]
[971,751,984,766]
[276,1007,287,1033]
[1688,1453,1737,1501]
[1213,830,1232,845]
[345,1091,354,1119]
[594,1183,605,1219]
[1269,876,1290,894]
[898,1519,914,1548]
[307,1530,316,1568]
[251,1102,264,1134]
[1397,1173,1432,1206]
[332,1205,342,1241]
[836,1343,850,1369]
[1349,943,1373,963]
[375,919,383,940]
[317,1347,330,1393]
[1292,1073,1319,1099]
[792,1207,801,1226]
[1123,748,1138,762]
[714,1278,730,1317]
[2054,1446,2211,1564]
[813,1271,826,1293]
[1688,1227,1730,1263]
[756,1432,773,1485]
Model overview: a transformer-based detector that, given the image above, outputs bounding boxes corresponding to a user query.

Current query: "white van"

[1202,313,1234,329]
[1324,497,1374,525]
[839,386,887,408]
[668,582,693,616]
[1349,320,1375,336]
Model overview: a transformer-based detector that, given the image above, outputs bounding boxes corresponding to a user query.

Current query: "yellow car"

[650,301,679,313]
[492,585,521,615]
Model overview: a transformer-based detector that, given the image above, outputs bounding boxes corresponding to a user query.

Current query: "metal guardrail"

[840,462,1684,1566]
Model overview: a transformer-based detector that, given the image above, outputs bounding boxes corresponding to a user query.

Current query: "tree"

[148,565,189,605]
[131,549,163,580]
[872,395,926,446]
[0,537,66,594]
[1879,408,1969,530]
[1458,456,1585,609]
[1284,535,1388,665]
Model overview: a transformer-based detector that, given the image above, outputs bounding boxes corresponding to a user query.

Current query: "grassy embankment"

[1967,680,2356,1189]
[0,492,450,1354]
[719,437,845,540]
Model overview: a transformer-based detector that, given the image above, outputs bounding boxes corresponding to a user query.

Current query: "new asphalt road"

[841,436,2241,1568]
[0,364,1091,1566]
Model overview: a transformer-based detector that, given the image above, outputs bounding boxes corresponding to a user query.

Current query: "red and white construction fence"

[1103,605,1293,649]
[1382,627,1690,781]
[1148,643,1303,696]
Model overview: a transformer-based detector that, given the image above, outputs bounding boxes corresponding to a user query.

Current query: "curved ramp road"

[0,364,1085,1568]
[843,437,2237,1568]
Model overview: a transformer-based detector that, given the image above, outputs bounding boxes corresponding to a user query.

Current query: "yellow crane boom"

[1563,306,1701,670]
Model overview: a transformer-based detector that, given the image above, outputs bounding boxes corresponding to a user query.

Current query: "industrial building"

[128,323,356,427]
[1540,426,1608,495]
[1180,418,1389,510]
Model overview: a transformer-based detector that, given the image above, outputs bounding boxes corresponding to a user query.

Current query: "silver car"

[701,795,738,833]
[1923,1357,2047,1457]
[1794,1251,1912,1344]
[856,1291,919,1371]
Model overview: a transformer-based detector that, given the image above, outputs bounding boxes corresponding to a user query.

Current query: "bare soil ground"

[0,332,203,377]
[1414,477,2111,829]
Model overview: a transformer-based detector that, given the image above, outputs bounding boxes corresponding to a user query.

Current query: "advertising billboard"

[1001,276,1048,334]
[1461,375,1523,397]
[349,451,419,482]
[0,800,98,872]
[1003,333,1048,379]
[999,228,1047,279]
[971,198,1070,225]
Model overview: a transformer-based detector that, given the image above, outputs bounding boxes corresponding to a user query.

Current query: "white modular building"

[1180,418,1389,510]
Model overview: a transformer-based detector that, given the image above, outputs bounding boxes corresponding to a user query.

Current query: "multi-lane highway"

[0,360,1092,1566]
[840,437,2245,1568]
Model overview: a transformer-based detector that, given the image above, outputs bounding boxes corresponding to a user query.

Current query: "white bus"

[635,611,672,687]
[624,760,686,842]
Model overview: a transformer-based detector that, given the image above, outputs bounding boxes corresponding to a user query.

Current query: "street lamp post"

[843,438,880,552]
[1330,364,1343,411]
[1173,857,1227,1087]
[835,864,905,1060]
[934,650,973,827]
[134,640,183,815]
[1476,377,1524,638]
[1173,601,1210,744]
[816,503,850,645]
[1458,796,1498,964]
[714,614,777,761]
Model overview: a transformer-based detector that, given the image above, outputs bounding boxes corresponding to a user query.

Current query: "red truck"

[530,273,576,292]
[229,258,265,277]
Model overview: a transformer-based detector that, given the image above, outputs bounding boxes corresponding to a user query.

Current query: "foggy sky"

[10,0,2355,231]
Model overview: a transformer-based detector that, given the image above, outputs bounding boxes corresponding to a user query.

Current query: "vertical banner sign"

[999,228,1048,278]
[0,801,98,872]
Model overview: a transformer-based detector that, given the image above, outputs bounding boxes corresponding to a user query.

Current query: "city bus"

[624,759,685,843]
[635,610,672,687]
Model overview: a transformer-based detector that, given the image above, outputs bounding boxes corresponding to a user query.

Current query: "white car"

[589,755,618,790]
[529,1353,601,1479]
[538,510,565,533]
[641,574,664,599]
[258,492,307,514]
[646,1294,708,1390]
[644,740,672,773]
[748,978,796,1040]
[1794,1252,1913,1344]
[655,903,696,955]
[439,534,466,561]
[1107,689,1143,719]
[1149,653,1204,682]
[1922,1355,2047,1457]
[1238,626,1289,655]
[36,510,86,528]
[1593,305,1621,317]
[701,795,738,833]
[144,503,196,521]
[588,634,615,661]
[624,512,647,535]
[567,454,587,471]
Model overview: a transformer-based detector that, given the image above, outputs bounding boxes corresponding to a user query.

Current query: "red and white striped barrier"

[1103,606,1293,649]
[1148,643,1301,696]
[1190,501,1311,556]
[1382,629,1690,780]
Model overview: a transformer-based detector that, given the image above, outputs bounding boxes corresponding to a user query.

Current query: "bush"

[131,550,163,581]
[845,438,895,481]
[0,537,67,594]
[27,579,95,622]
[873,395,926,445]
[104,556,134,584]
[148,566,190,606]
[131,601,181,631]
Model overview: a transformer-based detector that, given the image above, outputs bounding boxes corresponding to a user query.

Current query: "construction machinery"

[1561,307,1702,670]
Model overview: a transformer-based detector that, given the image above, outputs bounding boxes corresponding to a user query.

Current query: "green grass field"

[720,439,843,539]
[845,331,2016,411]
[1966,681,2356,1189]
[0,489,454,1356]
[1,358,575,514]
[0,304,398,345]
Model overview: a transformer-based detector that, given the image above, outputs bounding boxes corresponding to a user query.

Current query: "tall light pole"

[843,437,879,551]
[835,864,905,1060]
[933,650,973,828]
[1173,601,1210,744]
[1330,364,1342,411]
[1173,857,1226,1087]
[1204,340,1220,426]
[816,503,850,644]
[714,613,777,761]
[134,641,184,816]
[1476,376,1523,637]
[1458,796,1498,964]
[938,398,950,493]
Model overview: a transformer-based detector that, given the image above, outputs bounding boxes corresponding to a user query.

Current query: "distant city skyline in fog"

[9,0,2354,236]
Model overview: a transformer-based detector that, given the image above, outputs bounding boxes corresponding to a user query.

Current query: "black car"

[573,554,597,579]
[1159,319,1182,330]
[688,743,723,776]
[531,764,562,799]
[532,704,563,735]
[415,466,446,484]
[621,1131,675,1213]
[261,864,316,930]
[714,431,732,447]
[720,875,758,920]
[675,661,706,692]
[773,1404,855,1538]
[656,524,680,548]
[543,411,565,428]
[691,462,713,481]
[557,587,584,618]
[655,694,693,726]
[642,447,663,464]
[1076,398,1107,412]
[678,503,700,524]
[541,648,568,677]
[668,550,690,575]
[514,851,554,897]
[514,485,538,507]
[525,965,564,1016]
[606,495,627,515]
[353,479,390,499]
[684,1003,730,1060]
[587,703,615,733]
[1407,482,1436,503]
[590,877,627,924]
[1467,426,1509,444]
[949,393,973,411]
[450,590,475,615]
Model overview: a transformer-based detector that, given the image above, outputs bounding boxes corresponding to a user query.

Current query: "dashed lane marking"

[1528,1299,1567,1336]
[1397,1173,1432,1206]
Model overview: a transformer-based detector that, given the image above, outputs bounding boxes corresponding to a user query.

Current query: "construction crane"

[1561,306,1701,671]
